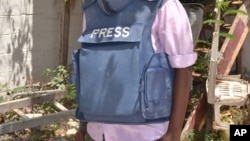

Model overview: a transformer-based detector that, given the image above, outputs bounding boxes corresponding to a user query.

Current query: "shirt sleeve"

[151,0,197,68]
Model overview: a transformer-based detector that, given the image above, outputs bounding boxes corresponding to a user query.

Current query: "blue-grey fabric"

[72,0,174,124]
[98,0,133,14]
[182,3,204,43]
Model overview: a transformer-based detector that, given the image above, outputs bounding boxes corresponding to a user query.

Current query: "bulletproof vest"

[72,0,174,124]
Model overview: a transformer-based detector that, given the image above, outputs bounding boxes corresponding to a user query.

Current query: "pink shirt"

[81,0,197,140]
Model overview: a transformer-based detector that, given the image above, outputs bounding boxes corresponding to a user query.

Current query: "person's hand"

[156,131,181,141]
[157,135,179,141]
[74,129,86,141]
[75,121,88,141]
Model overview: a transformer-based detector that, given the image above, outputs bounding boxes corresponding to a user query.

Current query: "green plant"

[220,105,249,125]
[0,83,8,91]
[193,55,209,75]
[42,65,68,89]
[193,0,248,76]
[0,83,30,102]
[185,129,225,141]
[42,65,76,108]
[203,0,248,38]
[33,102,58,115]
[0,84,5,103]
[0,83,9,101]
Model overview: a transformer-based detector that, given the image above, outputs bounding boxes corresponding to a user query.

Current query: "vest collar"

[97,0,133,15]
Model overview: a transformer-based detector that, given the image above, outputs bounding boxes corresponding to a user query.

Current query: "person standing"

[74,0,197,140]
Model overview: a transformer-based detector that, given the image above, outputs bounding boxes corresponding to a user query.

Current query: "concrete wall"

[0,0,82,88]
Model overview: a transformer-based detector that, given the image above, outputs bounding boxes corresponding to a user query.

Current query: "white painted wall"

[0,0,82,88]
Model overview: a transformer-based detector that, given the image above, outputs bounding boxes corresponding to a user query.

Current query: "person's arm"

[153,0,196,140]
[158,67,192,141]
[75,121,87,141]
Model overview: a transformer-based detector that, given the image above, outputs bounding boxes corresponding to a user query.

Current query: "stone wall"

[0,0,82,88]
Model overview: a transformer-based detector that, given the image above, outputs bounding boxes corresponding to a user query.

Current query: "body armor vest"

[72,0,174,124]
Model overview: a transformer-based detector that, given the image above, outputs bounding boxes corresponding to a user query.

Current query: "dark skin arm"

[75,121,87,141]
[157,67,192,141]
